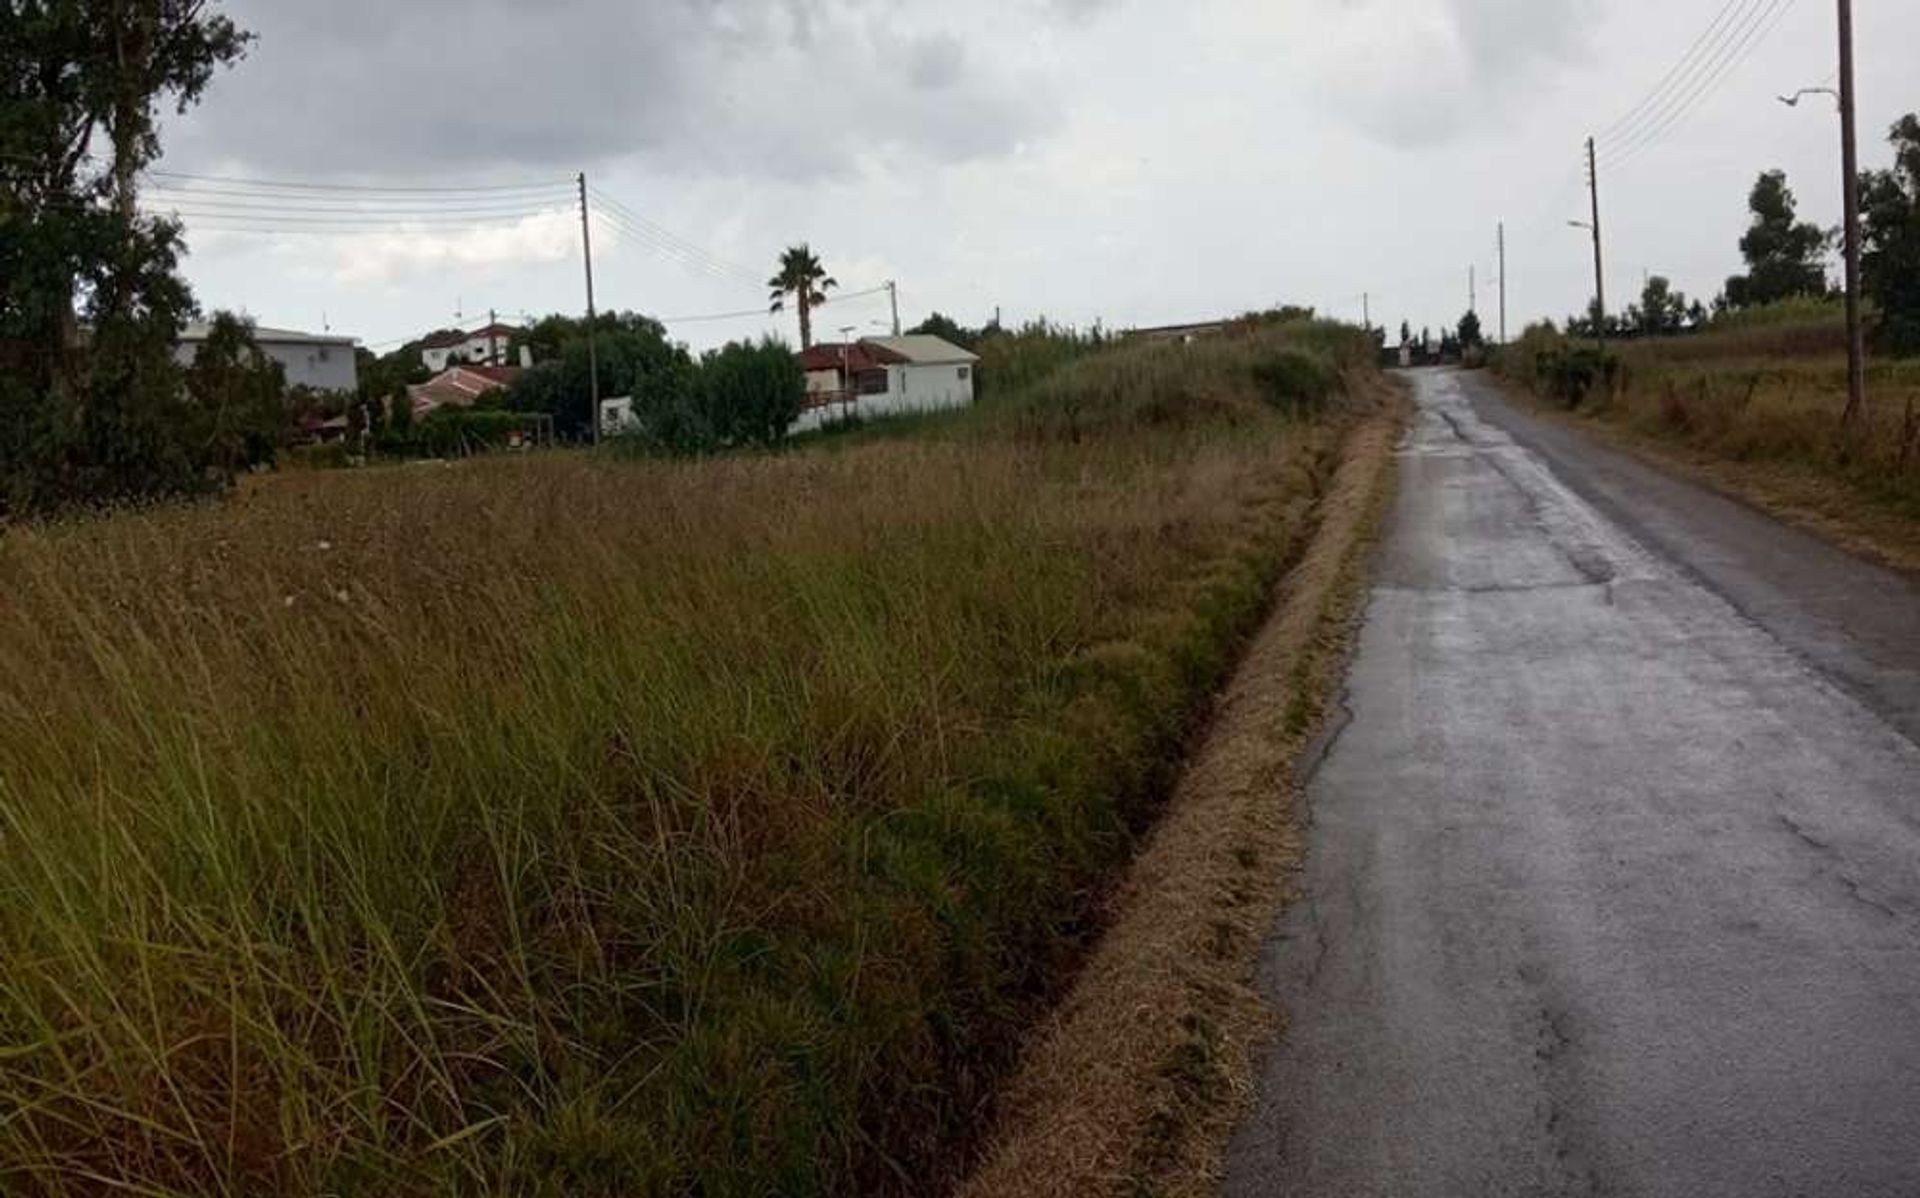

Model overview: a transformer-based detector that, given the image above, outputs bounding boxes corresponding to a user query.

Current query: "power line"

[1606,0,1799,170]
[143,182,573,213]
[589,188,765,287]
[144,195,575,221]
[146,169,573,196]
[1595,0,1763,150]
[149,206,571,231]
[592,206,758,288]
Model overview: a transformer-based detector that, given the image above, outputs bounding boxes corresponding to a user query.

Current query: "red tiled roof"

[406,365,524,414]
[796,342,905,373]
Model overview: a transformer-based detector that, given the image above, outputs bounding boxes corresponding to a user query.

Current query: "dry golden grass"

[0,326,1380,1195]
[956,380,1404,1198]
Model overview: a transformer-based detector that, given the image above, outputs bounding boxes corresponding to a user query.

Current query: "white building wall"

[174,337,358,394]
[793,361,974,432]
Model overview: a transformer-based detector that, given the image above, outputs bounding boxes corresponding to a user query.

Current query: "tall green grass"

[0,325,1371,1195]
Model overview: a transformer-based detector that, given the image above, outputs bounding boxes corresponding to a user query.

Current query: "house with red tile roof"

[404,364,524,419]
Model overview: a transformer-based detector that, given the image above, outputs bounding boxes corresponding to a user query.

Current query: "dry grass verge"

[955,384,1403,1198]
[1487,369,1920,575]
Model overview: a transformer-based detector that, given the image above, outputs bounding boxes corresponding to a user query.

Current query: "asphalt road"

[1222,369,1920,1198]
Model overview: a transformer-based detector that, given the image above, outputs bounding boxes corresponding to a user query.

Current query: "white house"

[175,322,359,394]
[420,323,531,374]
[794,334,979,432]
[600,396,637,436]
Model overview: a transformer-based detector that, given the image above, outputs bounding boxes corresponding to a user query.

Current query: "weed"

[0,325,1367,1194]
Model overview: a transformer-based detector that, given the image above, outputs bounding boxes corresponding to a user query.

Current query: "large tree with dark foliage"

[506,313,694,439]
[1,0,252,513]
[1723,171,1831,311]
[1860,113,1920,355]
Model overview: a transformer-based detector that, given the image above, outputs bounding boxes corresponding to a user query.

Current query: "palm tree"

[768,245,838,350]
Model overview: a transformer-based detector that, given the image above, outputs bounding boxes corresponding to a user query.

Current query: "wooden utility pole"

[1587,137,1607,351]
[887,280,901,336]
[1363,292,1371,333]
[1837,0,1868,445]
[1498,222,1508,345]
[577,172,601,448]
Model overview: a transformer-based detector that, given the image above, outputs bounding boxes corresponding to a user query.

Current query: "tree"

[1630,275,1690,337]
[768,245,837,350]
[906,312,979,351]
[1,1,250,512]
[1859,113,1920,354]
[1723,170,1830,310]
[1457,310,1484,349]
[182,312,285,476]
[1399,319,1412,347]
[505,312,693,439]
[695,338,805,449]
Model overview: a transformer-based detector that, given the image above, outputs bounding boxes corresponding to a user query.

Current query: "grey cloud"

[166,0,1053,183]
[1447,0,1601,79]
[906,33,967,92]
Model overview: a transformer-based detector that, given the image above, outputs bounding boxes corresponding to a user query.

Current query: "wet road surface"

[1222,369,1920,1197]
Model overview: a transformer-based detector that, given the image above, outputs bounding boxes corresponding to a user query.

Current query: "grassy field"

[0,324,1377,1195]
[1496,311,1920,563]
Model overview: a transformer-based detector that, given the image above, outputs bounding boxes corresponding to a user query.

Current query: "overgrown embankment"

[1495,311,1920,569]
[0,321,1381,1195]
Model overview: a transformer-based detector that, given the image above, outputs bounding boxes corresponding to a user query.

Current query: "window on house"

[957,366,971,380]
[856,370,890,396]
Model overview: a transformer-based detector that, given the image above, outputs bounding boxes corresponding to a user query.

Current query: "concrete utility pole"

[1586,137,1607,350]
[1498,222,1508,346]
[1469,266,1476,315]
[886,280,901,336]
[1363,292,1371,333]
[1837,0,1868,445]
[577,172,601,448]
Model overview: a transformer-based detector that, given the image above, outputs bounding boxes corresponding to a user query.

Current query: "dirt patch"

[953,392,1404,1198]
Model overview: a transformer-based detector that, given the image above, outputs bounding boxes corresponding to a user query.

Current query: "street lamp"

[1778,87,1839,108]
[1779,0,1867,446]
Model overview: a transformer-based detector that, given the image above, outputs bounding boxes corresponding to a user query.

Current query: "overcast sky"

[154,0,1920,353]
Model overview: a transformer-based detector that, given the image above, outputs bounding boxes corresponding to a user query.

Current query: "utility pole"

[1469,266,1476,315]
[1363,292,1371,333]
[887,280,901,336]
[1837,0,1868,444]
[1498,222,1508,346]
[1586,136,1607,351]
[488,307,499,366]
[577,172,601,448]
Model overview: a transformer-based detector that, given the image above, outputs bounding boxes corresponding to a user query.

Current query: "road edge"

[953,391,1404,1198]
[1486,373,1920,576]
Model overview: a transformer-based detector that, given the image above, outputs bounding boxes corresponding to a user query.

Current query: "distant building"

[794,335,979,432]
[175,322,358,394]
[405,364,523,419]
[419,323,530,373]
[600,396,636,436]
[1125,319,1228,344]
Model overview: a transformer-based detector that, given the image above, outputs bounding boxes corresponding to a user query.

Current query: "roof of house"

[796,342,908,373]
[406,365,523,408]
[180,322,357,347]
[421,324,522,350]
[861,335,979,365]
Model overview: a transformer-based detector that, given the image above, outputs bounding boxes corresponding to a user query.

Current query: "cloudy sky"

[153,0,1920,353]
